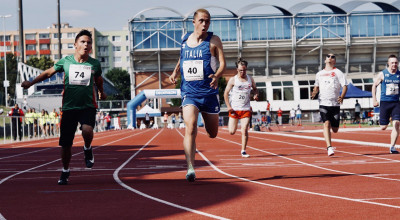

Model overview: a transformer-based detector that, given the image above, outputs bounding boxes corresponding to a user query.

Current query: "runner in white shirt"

[224,57,258,157]
[311,53,348,156]
[290,108,296,126]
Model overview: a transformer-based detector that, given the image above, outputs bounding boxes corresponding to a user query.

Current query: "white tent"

[136,105,161,118]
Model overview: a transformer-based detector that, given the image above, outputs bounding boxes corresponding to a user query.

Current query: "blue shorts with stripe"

[182,94,220,114]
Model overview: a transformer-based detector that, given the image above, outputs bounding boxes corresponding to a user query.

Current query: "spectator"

[277,107,283,125]
[354,99,361,124]
[104,113,111,130]
[8,104,24,141]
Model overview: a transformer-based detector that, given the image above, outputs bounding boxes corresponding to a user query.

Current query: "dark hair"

[75,29,92,43]
[388,54,398,60]
[235,57,248,68]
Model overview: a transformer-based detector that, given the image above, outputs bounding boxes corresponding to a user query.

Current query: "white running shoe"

[327,146,335,156]
[241,151,250,158]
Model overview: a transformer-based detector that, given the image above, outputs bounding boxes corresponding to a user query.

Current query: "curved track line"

[0,130,150,185]
[181,130,400,209]
[0,130,134,160]
[113,129,229,220]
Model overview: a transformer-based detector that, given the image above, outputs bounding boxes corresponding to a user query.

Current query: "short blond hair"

[194,9,210,19]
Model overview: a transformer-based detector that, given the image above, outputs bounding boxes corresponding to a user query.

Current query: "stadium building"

[129,1,400,120]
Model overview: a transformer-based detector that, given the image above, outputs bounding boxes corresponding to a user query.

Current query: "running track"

[1,126,400,219]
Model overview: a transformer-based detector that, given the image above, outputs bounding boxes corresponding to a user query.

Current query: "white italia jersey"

[230,75,252,111]
[314,68,348,107]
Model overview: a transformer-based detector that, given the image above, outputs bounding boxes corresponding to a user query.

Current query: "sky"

[0,0,397,32]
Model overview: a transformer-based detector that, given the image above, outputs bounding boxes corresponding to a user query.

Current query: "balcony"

[25,40,37,45]
[0,41,11,46]
[98,51,109,56]
[40,50,51,55]
[39,39,50,44]
[26,50,37,55]
[97,40,108,46]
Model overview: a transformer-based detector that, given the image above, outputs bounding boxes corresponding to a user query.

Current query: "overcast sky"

[0,0,396,32]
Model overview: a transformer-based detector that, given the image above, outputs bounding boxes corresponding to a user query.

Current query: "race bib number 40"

[69,64,91,86]
[386,83,399,96]
[183,60,204,81]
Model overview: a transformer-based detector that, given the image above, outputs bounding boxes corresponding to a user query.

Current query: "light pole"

[1,14,11,107]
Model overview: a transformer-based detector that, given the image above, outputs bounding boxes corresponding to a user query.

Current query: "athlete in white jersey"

[224,58,258,157]
[311,53,348,156]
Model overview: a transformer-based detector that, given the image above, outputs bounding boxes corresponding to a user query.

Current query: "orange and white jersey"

[230,75,252,111]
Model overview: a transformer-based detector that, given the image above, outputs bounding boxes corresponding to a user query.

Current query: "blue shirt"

[381,68,400,102]
[180,32,217,98]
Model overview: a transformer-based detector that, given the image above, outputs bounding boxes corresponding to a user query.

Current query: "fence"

[0,115,128,144]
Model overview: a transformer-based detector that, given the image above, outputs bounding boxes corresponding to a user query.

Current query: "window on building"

[256,82,266,101]
[67,43,74,49]
[126,35,129,41]
[54,54,60,60]
[53,44,58,50]
[25,34,36,40]
[67,33,75,39]
[126,46,129,51]
[40,44,49,50]
[272,81,294,101]
[26,45,36,50]
[112,36,121,42]
[113,46,121,51]
[0,35,11,41]
[113,56,122,62]
[53,33,59,38]
[14,35,19,41]
[39,33,50,39]
[298,80,315,100]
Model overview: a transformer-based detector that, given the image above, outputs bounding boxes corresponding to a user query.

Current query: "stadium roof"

[130,1,400,21]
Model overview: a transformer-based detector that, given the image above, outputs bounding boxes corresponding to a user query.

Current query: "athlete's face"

[237,64,247,78]
[74,35,92,56]
[325,54,336,65]
[387,57,398,72]
[193,12,210,35]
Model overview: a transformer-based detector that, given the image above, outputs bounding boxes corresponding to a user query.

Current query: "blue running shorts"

[379,101,400,125]
[182,94,220,114]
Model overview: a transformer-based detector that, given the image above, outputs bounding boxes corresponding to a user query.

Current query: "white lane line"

[180,130,400,209]
[0,130,150,185]
[216,130,400,182]
[0,130,134,160]
[113,129,230,220]
[245,129,393,148]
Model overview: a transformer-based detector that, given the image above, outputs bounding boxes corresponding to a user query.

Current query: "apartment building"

[0,23,96,62]
[95,28,130,74]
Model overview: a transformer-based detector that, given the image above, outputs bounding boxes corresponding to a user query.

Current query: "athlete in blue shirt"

[372,54,400,154]
[169,8,226,182]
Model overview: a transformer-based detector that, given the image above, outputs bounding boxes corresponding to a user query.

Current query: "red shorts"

[229,110,252,119]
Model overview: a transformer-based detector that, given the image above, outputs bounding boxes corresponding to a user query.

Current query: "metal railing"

[0,115,128,144]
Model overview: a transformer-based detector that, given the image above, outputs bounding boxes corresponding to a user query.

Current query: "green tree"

[0,53,18,105]
[170,76,227,107]
[26,56,54,70]
[105,68,130,100]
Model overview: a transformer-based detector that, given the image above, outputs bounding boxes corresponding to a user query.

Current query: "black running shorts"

[319,105,340,128]
[59,108,96,147]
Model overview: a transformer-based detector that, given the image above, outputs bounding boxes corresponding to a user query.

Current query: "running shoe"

[241,151,250,158]
[390,146,399,154]
[186,169,196,182]
[327,146,335,156]
[58,171,70,185]
[84,148,94,168]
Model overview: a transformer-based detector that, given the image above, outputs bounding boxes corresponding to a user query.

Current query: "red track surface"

[1,126,400,219]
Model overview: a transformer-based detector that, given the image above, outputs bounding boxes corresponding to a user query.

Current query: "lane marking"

[177,129,400,209]
[245,129,393,148]
[113,129,229,220]
[0,130,150,185]
[0,130,134,160]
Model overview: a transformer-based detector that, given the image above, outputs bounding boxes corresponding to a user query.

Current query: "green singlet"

[54,55,102,111]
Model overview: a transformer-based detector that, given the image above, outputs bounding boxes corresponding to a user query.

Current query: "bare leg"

[182,105,199,170]
[240,117,251,152]
[61,146,72,170]
[81,124,94,148]
[323,121,332,147]
[390,121,400,146]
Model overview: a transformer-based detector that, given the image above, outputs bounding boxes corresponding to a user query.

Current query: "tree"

[105,68,130,100]
[0,53,18,105]
[26,56,54,70]
[170,76,227,107]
